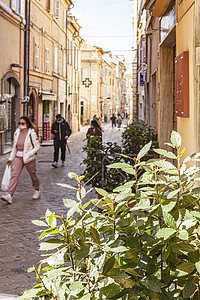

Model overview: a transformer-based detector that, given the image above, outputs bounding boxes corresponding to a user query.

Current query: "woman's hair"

[19,116,34,129]
[91,120,103,132]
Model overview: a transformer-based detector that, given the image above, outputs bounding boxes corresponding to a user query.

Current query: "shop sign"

[140,72,145,86]
[43,100,50,141]
[175,51,189,118]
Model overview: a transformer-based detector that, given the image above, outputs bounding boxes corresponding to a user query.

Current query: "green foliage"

[82,137,124,191]
[19,131,200,299]
[82,119,158,191]
[122,119,158,157]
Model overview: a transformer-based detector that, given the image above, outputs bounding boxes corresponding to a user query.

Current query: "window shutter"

[54,47,58,73]
[68,40,72,65]
[20,0,25,17]
[55,0,59,18]
[63,52,66,77]
[63,10,66,30]
[35,42,39,70]
[11,0,16,11]
[45,48,49,74]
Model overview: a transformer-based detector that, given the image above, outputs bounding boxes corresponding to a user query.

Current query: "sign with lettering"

[140,72,145,86]
[43,100,50,140]
[175,51,189,118]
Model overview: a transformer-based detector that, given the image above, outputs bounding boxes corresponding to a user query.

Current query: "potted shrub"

[19,131,200,299]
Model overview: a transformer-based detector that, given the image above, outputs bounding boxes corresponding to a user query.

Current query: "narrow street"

[0,122,125,296]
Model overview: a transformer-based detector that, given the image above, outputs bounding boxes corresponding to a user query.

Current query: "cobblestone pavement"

[0,122,126,296]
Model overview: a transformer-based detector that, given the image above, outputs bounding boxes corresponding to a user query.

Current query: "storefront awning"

[152,0,169,17]
[40,92,57,101]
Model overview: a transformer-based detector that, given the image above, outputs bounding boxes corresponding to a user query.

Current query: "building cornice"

[29,70,53,80]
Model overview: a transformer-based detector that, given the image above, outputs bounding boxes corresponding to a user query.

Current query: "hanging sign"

[43,100,50,141]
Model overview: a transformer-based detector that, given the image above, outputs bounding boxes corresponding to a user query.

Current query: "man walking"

[51,114,71,168]
[110,114,116,127]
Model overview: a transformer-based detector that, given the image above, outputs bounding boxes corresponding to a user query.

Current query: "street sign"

[82,78,92,88]
[140,72,145,86]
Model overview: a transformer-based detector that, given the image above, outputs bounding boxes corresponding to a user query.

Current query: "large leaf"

[178,230,188,241]
[154,149,177,159]
[32,220,48,227]
[95,187,109,197]
[63,198,78,208]
[102,256,115,274]
[89,227,100,245]
[40,239,64,251]
[176,262,195,274]
[75,246,90,261]
[182,278,198,298]
[137,141,152,161]
[163,212,176,229]
[171,131,181,148]
[156,228,176,240]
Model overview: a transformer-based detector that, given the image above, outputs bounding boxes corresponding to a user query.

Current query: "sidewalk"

[0,122,124,296]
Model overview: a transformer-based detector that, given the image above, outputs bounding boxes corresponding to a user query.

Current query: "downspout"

[23,0,29,115]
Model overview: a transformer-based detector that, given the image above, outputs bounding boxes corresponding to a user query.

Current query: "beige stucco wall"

[176,3,195,156]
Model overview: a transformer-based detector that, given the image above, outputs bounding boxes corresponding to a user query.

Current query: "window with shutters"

[54,47,58,73]
[68,39,72,65]
[63,52,66,77]
[35,42,39,71]
[63,10,66,30]
[45,48,49,74]
[55,0,59,18]
[11,0,23,15]
[75,47,78,70]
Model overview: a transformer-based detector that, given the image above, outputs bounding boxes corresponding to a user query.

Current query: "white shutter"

[11,0,16,11]
[35,42,39,70]
[55,0,59,18]
[63,52,66,77]
[63,10,66,30]
[45,48,49,74]
[20,0,25,17]
[54,47,58,73]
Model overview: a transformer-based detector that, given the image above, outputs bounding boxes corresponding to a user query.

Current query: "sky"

[72,0,133,64]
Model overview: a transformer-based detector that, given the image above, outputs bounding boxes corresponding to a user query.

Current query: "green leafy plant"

[19,131,200,299]
[82,137,124,191]
[122,118,158,158]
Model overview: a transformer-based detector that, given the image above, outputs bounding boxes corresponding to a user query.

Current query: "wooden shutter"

[20,0,25,17]
[55,0,59,18]
[11,0,16,11]
[54,47,58,72]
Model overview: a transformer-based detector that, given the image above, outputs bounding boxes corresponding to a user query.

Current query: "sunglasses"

[18,122,26,125]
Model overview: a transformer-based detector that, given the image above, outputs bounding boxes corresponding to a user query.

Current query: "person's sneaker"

[61,161,65,167]
[32,190,40,200]
[1,193,13,204]
[52,162,58,168]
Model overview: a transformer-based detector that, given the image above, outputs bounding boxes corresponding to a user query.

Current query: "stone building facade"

[0,0,25,153]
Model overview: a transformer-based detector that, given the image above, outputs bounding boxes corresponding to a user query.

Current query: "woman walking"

[1,116,40,204]
[86,120,103,148]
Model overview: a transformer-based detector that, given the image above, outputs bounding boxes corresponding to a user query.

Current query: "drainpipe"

[23,0,30,115]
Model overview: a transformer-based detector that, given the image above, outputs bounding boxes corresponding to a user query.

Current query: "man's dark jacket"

[51,118,71,144]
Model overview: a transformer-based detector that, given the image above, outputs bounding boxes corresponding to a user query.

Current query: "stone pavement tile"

[0,123,123,294]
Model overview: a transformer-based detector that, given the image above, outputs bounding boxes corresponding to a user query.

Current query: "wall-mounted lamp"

[21,96,30,104]
[10,63,22,68]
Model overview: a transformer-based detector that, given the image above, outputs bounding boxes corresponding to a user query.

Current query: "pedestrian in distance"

[51,114,71,168]
[1,116,40,204]
[110,113,116,127]
[86,120,103,149]
[117,113,122,128]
